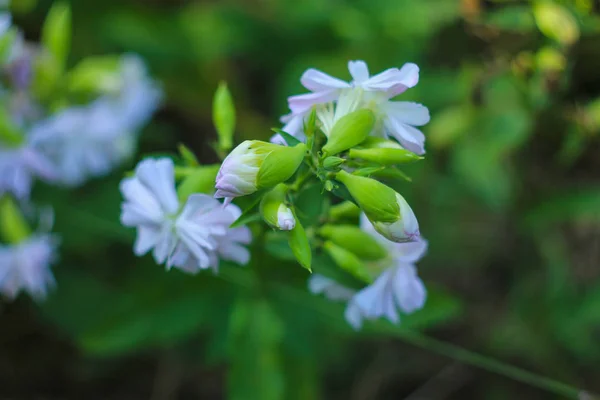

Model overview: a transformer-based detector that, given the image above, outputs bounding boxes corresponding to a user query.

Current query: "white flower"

[308,215,427,330]
[113,55,162,132]
[0,234,57,300]
[120,158,251,274]
[28,54,160,187]
[274,60,429,155]
[0,142,56,199]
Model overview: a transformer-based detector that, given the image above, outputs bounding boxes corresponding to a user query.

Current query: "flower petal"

[135,158,179,214]
[384,102,430,126]
[288,90,340,115]
[300,68,350,92]
[384,117,426,155]
[348,60,370,84]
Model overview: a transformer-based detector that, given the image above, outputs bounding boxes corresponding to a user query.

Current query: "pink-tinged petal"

[300,68,350,92]
[288,90,340,114]
[384,117,426,155]
[363,63,420,96]
[348,60,370,84]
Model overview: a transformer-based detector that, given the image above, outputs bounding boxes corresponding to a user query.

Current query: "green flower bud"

[322,109,375,156]
[324,241,371,283]
[348,147,422,165]
[335,170,399,223]
[323,156,345,170]
[335,170,420,243]
[320,224,387,260]
[215,141,306,203]
[260,184,295,231]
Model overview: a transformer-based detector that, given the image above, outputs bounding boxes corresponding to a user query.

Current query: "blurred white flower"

[0,143,56,199]
[29,99,134,186]
[273,60,429,155]
[120,158,251,274]
[114,55,162,132]
[29,54,161,187]
[0,234,57,300]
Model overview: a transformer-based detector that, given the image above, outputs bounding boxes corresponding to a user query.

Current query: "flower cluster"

[0,5,160,300]
[310,214,427,329]
[118,59,431,330]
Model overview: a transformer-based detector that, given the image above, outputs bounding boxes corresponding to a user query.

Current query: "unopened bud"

[320,224,387,260]
[322,109,375,156]
[323,156,345,170]
[348,147,422,165]
[260,184,295,231]
[335,170,419,242]
[215,140,306,204]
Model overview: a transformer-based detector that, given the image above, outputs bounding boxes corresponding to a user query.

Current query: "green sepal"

[322,109,375,156]
[257,143,306,189]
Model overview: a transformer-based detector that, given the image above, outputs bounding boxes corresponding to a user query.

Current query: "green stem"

[395,330,585,399]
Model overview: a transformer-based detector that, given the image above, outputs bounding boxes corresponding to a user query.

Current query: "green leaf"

[178,143,199,166]
[287,211,312,271]
[41,267,236,356]
[271,128,302,147]
[213,81,236,151]
[227,296,285,400]
[41,2,71,73]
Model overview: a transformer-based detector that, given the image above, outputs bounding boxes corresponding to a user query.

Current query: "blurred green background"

[3,0,600,398]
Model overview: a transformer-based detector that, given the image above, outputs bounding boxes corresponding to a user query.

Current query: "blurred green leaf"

[41,2,71,73]
[533,1,580,46]
[213,81,236,151]
[227,296,285,400]
[288,212,312,271]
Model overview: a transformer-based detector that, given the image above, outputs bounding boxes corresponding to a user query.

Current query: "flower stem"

[395,330,587,399]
